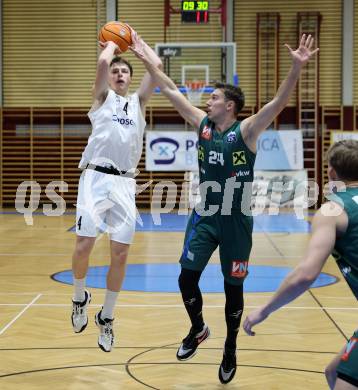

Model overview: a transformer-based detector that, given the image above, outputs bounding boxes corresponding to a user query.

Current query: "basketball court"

[0,210,356,389]
[0,0,357,389]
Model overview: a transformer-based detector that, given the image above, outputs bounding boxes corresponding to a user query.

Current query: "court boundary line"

[0,291,354,299]
[0,302,356,310]
[0,253,305,259]
[0,294,42,336]
[308,290,349,341]
[0,345,339,353]
[0,361,324,381]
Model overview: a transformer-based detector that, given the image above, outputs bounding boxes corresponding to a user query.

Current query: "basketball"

[98,21,132,53]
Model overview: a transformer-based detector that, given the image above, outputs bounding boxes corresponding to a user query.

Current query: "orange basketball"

[98,21,132,53]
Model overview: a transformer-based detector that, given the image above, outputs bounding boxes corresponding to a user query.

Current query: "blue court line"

[52,264,337,293]
[253,214,310,233]
[0,210,310,233]
[136,213,310,232]
[68,213,310,233]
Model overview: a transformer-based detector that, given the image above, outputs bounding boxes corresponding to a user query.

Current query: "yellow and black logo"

[232,151,246,166]
[198,145,205,162]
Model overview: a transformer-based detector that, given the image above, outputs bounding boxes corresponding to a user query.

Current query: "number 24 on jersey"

[208,151,224,166]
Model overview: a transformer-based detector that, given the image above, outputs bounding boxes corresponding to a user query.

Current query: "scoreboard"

[181,1,209,23]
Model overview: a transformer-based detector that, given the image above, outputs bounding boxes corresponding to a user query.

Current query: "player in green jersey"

[131,33,318,384]
[244,140,358,389]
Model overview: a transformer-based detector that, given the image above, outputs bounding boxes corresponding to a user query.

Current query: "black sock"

[224,281,244,352]
[178,268,204,331]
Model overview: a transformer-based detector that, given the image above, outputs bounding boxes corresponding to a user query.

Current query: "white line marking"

[0,294,42,336]
[0,252,303,259]
[0,292,304,299]
[0,303,356,310]
[0,292,351,300]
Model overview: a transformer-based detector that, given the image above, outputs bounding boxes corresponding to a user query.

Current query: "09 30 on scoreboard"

[181,1,209,23]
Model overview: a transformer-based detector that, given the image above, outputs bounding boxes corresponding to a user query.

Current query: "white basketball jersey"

[79,89,146,171]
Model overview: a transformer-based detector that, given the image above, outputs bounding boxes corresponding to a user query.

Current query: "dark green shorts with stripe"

[180,209,253,286]
[336,329,358,386]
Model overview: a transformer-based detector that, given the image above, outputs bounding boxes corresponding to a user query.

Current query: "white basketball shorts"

[75,169,137,244]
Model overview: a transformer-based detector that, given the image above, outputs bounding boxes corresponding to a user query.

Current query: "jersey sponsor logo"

[341,338,358,361]
[201,125,212,140]
[231,260,248,278]
[112,114,134,126]
[233,151,246,166]
[231,170,250,178]
[227,131,237,143]
[198,145,205,162]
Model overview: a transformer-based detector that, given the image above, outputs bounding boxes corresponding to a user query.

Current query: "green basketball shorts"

[180,209,253,285]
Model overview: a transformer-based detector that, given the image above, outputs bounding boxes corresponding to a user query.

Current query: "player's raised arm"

[126,27,163,111]
[243,204,341,336]
[130,32,206,130]
[240,34,319,152]
[92,41,120,104]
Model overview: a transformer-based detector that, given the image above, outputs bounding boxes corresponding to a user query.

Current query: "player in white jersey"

[71,27,162,352]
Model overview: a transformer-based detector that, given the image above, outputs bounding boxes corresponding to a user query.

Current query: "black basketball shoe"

[218,349,237,384]
[176,324,210,361]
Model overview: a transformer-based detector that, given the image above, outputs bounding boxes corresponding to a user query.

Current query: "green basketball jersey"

[197,116,256,213]
[329,187,358,299]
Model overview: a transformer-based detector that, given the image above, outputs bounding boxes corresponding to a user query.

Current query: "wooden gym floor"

[0,211,356,389]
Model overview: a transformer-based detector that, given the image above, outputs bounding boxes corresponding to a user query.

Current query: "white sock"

[73,277,86,302]
[101,290,119,320]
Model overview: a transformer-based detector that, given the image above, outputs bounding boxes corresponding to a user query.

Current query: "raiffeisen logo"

[150,137,179,164]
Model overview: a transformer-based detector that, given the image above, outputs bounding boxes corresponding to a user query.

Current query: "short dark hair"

[327,140,358,181]
[110,56,133,77]
[214,82,245,115]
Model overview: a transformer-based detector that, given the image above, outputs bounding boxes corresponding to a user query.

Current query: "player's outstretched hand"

[243,307,269,336]
[98,40,121,55]
[285,34,319,67]
[125,23,136,42]
[128,31,146,62]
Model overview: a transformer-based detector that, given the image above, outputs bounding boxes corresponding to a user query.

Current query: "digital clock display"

[182,1,209,11]
[181,1,209,23]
